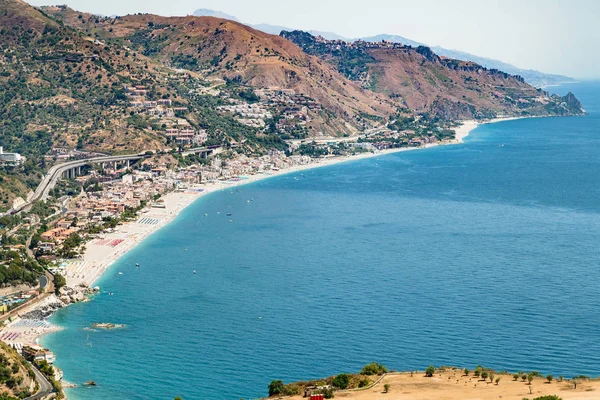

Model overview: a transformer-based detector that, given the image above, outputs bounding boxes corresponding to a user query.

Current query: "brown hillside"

[280,31,584,120]
[40,8,398,134]
[365,47,548,118]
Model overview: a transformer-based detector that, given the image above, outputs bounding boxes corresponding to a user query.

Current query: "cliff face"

[281,30,585,120]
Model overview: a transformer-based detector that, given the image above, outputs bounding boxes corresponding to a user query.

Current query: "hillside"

[358,34,576,88]
[185,9,576,88]
[0,342,37,399]
[0,0,177,155]
[281,31,584,120]
[41,7,397,135]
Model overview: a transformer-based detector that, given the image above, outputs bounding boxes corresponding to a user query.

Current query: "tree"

[383,383,390,393]
[54,273,66,294]
[489,373,495,383]
[268,380,284,396]
[546,375,553,383]
[332,374,350,390]
[481,371,488,381]
[474,366,482,378]
[522,374,528,382]
[463,368,469,376]
[513,373,520,381]
[425,366,435,377]
[528,373,534,385]
[495,377,501,385]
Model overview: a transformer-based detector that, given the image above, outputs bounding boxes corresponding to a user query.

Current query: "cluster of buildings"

[217,102,273,128]
[314,36,411,51]
[125,85,206,146]
[0,147,25,166]
[72,173,176,221]
[193,151,312,180]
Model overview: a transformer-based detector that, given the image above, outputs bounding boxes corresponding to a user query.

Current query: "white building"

[0,147,24,165]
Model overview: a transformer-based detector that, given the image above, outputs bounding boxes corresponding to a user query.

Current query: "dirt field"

[286,370,599,400]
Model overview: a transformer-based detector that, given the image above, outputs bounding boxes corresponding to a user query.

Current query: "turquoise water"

[43,82,600,399]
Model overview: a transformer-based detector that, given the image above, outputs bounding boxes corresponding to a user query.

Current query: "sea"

[42,81,600,400]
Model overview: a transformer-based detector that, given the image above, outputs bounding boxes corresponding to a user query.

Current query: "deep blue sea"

[43,82,600,400]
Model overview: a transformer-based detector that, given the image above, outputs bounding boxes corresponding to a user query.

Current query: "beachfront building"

[22,346,56,364]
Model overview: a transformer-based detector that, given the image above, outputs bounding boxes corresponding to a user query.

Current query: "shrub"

[513,373,520,381]
[495,377,501,385]
[425,366,435,377]
[268,380,284,396]
[522,374,528,381]
[532,396,562,400]
[361,362,388,376]
[463,368,469,376]
[282,384,301,396]
[481,371,488,380]
[332,374,350,390]
[358,378,370,388]
[384,383,390,393]
[546,375,553,383]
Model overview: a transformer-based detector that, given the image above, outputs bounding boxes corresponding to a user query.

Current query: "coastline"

[53,119,490,289]
[1,115,527,395]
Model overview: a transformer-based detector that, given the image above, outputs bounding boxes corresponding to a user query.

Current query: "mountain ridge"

[189,9,575,88]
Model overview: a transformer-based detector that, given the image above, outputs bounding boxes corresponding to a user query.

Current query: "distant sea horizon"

[43,81,600,400]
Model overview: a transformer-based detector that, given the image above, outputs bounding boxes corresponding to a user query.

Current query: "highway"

[4,145,221,217]
[7,153,148,216]
[25,362,54,400]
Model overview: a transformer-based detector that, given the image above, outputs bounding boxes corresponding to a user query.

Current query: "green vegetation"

[267,380,300,397]
[360,362,388,376]
[53,273,66,294]
[332,373,350,389]
[0,344,33,399]
[35,360,64,399]
[425,366,435,377]
[0,248,42,286]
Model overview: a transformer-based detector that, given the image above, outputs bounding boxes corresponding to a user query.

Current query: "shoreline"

[53,118,491,289]
[2,115,527,395]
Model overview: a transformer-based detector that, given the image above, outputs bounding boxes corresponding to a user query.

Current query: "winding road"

[25,362,54,400]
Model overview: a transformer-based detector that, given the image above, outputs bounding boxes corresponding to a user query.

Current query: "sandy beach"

[0,117,511,350]
[62,119,487,289]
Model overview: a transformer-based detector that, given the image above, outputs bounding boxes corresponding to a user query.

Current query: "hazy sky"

[26,0,600,78]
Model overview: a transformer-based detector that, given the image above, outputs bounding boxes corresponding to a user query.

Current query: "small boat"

[118,272,123,275]
[193,270,196,274]
[135,263,139,268]
[228,220,233,223]
[227,213,232,216]
[83,381,96,386]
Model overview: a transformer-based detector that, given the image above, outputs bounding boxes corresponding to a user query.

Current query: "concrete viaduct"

[6,146,221,216]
